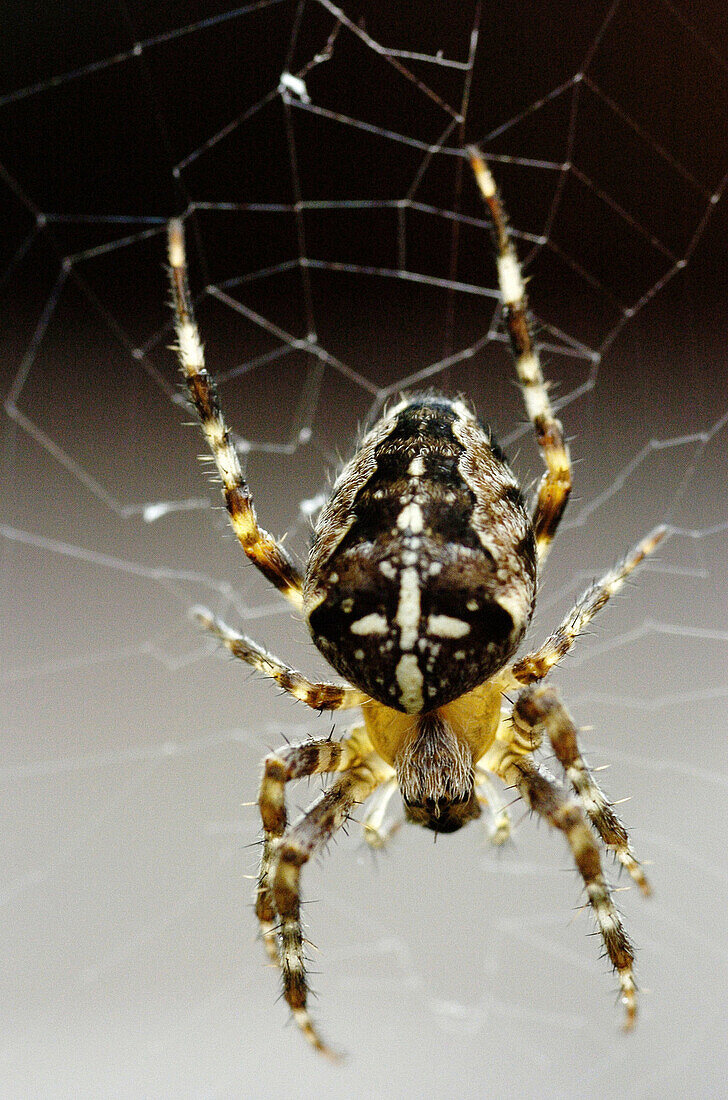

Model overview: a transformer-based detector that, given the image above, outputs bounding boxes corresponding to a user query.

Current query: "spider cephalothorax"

[396,711,482,833]
[167,148,663,1059]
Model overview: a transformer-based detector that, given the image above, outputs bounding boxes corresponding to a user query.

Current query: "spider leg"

[514,685,650,894]
[256,739,357,967]
[500,690,640,1029]
[469,148,571,565]
[507,525,666,686]
[168,220,304,611]
[193,606,368,710]
[270,765,382,1058]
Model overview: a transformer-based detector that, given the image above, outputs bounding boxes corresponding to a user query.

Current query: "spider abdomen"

[304,396,537,713]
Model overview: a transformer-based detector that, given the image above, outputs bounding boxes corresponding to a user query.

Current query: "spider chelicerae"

[167,148,662,1059]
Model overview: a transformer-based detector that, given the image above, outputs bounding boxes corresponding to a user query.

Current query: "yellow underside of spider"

[360,672,528,774]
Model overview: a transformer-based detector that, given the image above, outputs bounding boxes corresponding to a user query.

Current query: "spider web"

[2,1,727,1095]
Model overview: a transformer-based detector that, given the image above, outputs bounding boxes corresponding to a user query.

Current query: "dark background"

[2,2,727,1096]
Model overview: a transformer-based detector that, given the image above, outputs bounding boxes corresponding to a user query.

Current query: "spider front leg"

[264,759,383,1058]
[168,220,304,609]
[256,738,356,964]
[469,149,571,563]
[257,735,386,1057]
[503,688,641,1029]
[514,685,650,894]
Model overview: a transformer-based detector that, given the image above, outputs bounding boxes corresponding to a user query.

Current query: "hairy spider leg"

[503,689,640,1028]
[192,607,368,710]
[508,525,666,685]
[469,149,572,565]
[167,220,304,610]
[258,742,384,1058]
[515,686,650,894]
[256,739,357,967]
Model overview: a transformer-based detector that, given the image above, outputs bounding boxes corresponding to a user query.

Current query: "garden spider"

[167,148,662,1059]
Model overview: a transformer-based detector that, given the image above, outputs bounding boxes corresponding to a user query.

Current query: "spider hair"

[396,712,481,833]
[165,152,664,1055]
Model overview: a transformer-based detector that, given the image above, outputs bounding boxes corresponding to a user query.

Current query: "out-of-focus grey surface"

[2,3,728,1097]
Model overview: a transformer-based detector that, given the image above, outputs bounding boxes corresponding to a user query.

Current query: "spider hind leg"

[469,148,572,565]
[167,219,304,609]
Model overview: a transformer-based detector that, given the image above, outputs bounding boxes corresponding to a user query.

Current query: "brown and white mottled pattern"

[165,151,665,1057]
[469,148,572,565]
[509,525,666,686]
[192,606,367,711]
[168,220,304,610]
[452,406,536,637]
[272,769,379,1059]
[255,739,353,962]
[302,401,406,601]
[395,711,481,833]
[515,685,650,895]
[504,754,639,1028]
[256,730,390,1058]
[305,395,537,713]
[505,686,644,1028]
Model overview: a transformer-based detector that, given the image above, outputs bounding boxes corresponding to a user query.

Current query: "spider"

[167,148,663,1059]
